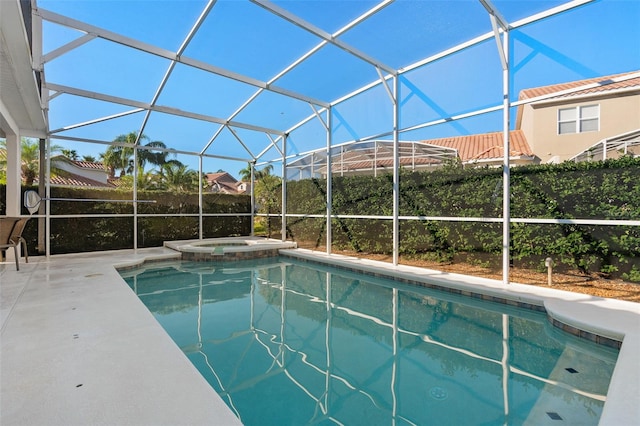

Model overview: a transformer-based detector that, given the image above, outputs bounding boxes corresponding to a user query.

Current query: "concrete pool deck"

[1,247,241,426]
[1,245,639,425]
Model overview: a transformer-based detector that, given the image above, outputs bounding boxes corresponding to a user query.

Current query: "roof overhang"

[0,0,47,138]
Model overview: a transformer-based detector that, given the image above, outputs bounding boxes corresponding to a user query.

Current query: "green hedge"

[0,186,251,255]
[284,157,640,280]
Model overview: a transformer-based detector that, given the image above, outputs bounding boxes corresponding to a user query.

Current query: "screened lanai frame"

[284,140,459,179]
[12,0,639,286]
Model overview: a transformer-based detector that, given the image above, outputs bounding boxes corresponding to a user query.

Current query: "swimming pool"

[122,257,618,425]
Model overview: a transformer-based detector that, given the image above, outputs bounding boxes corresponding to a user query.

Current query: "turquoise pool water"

[122,257,618,426]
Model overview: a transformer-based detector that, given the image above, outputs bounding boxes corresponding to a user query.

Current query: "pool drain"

[429,386,448,401]
[546,412,563,420]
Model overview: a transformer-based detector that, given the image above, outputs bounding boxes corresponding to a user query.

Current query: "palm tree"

[82,155,97,162]
[239,163,252,182]
[138,140,171,171]
[239,162,274,182]
[256,164,274,180]
[0,138,63,186]
[102,131,171,178]
[61,149,79,160]
[102,133,135,178]
[160,160,199,193]
[19,139,41,185]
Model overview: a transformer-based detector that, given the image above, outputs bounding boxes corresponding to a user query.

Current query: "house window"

[558,105,599,134]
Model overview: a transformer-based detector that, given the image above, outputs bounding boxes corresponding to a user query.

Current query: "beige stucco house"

[419,70,640,166]
[289,71,640,178]
[516,71,640,163]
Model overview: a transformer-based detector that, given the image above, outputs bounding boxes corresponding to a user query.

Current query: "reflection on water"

[123,258,618,426]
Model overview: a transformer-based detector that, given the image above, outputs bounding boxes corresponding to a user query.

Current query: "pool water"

[122,257,618,426]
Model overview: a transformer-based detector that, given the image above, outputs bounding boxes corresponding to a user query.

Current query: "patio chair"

[0,217,30,271]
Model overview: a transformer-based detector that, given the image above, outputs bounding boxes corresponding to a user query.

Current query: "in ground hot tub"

[165,237,297,261]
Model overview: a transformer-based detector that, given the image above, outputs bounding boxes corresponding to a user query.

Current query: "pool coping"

[163,237,296,261]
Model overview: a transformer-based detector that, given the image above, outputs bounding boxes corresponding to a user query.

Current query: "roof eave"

[0,0,47,136]
[526,86,640,108]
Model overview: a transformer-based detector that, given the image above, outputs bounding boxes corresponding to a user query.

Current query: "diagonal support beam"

[479,0,508,31]
[200,125,226,156]
[251,0,397,76]
[35,7,329,109]
[205,0,393,151]
[490,15,508,71]
[41,33,96,65]
[309,104,328,131]
[258,133,284,158]
[49,108,144,134]
[226,125,256,160]
[479,0,509,70]
[375,66,396,105]
[135,0,218,145]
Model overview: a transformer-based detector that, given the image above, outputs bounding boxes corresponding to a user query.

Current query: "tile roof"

[421,130,533,162]
[51,155,106,170]
[72,160,106,170]
[211,180,240,193]
[35,173,116,188]
[206,172,238,185]
[518,70,640,101]
[3,149,110,187]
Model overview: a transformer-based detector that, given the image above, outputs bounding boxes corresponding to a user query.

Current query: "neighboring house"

[286,71,639,178]
[516,70,640,163]
[47,155,115,188]
[205,172,246,194]
[423,70,640,165]
[237,181,250,193]
[0,151,115,188]
[418,130,536,167]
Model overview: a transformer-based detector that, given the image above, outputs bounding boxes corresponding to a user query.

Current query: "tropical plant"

[61,149,79,160]
[102,139,134,178]
[138,140,171,171]
[18,138,40,186]
[159,160,199,193]
[82,155,97,162]
[101,131,171,178]
[239,163,252,182]
[116,170,163,191]
[0,140,6,184]
[239,162,280,236]
[239,163,274,182]
[0,138,61,185]
[255,172,281,237]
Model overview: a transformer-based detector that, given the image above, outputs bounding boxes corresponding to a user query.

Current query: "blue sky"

[38,0,640,178]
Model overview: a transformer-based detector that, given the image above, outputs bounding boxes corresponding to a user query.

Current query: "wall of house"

[520,91,640,163]
[52,160,109,184]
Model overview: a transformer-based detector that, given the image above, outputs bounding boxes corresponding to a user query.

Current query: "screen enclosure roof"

[9,0,638,173]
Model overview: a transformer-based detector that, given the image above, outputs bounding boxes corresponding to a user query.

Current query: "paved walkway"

[1,248,241,426]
